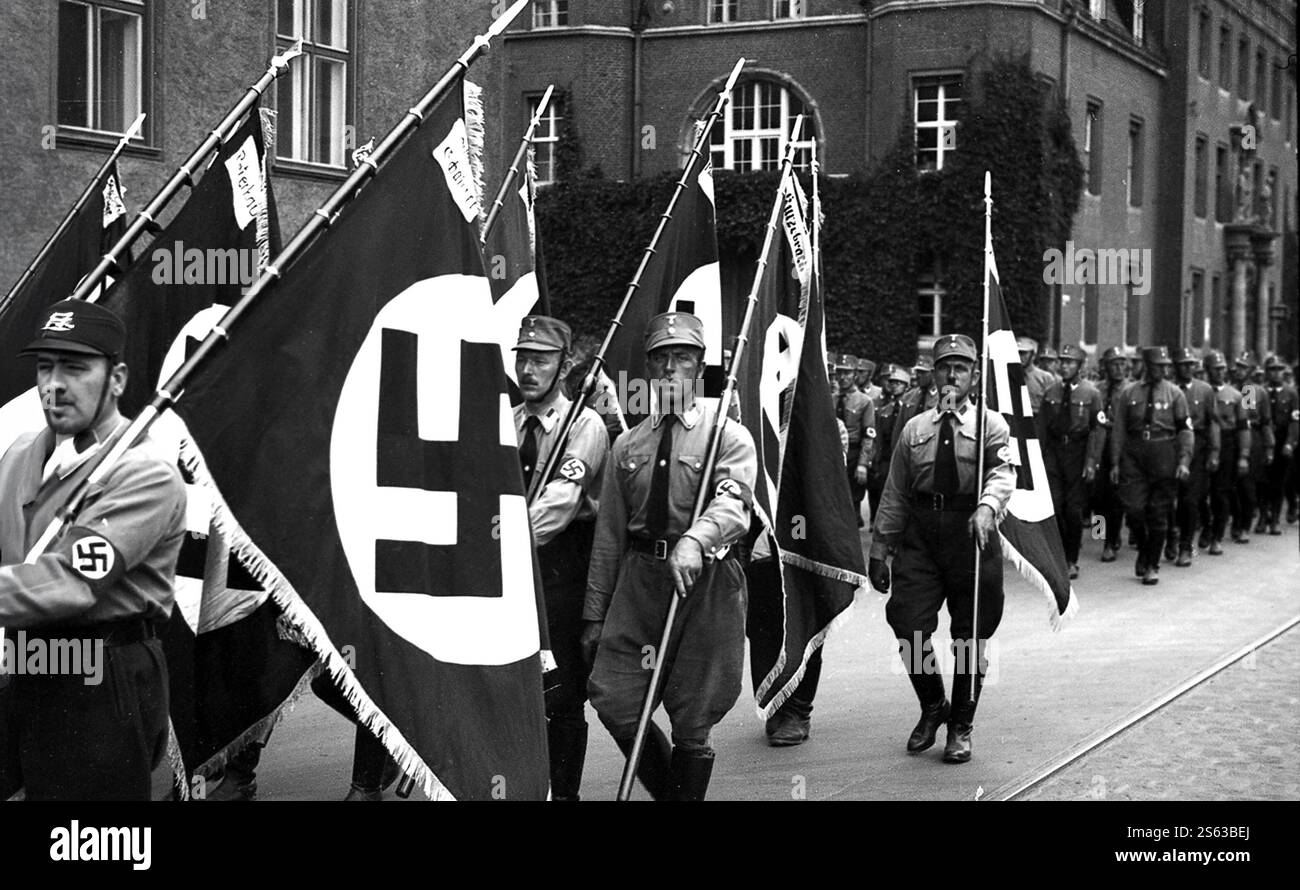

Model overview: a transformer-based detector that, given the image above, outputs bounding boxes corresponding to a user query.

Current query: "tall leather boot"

[667,747,716,801]
[613,722,673,800]
[944,670,982,764]
[1142,529,1163,585]
[547,719,588,801]
[904,669,949,754]
[343,724,399,801]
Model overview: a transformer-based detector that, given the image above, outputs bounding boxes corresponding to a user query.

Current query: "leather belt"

[910,492,978,512]
[20,618,157,648]
[1138,430,1175,441]
[629,536,679,561]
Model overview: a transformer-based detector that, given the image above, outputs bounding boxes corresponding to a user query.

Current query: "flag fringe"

[463,79,486,234]
[753,599,855,720]
[782,549,869,590]
[178,436,456,801]
[999,534,1079,631]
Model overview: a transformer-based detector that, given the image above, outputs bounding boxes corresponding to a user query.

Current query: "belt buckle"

[653,539,668,560]
[1141,429,1152,441]
[931,492,945,511]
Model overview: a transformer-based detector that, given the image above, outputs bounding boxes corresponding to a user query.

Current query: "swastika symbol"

[72,536,114,580]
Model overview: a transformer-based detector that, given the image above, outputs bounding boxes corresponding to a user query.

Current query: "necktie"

[1142,383,1155,429]
[836,393,847,422]
[519,416,541,487]
[646,415,677,539]
[933,413,959,497]
[1053,382,1073,437]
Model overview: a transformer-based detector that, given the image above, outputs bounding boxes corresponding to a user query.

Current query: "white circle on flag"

[330,275,539,666]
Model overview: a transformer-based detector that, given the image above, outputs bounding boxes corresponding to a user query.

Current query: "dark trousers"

[0,639,169,801]
[1091,452,1124,548]
[1119,439,1178,567]
[539,521,595,727]
[1209,440,1242,541]
[1045,440,1088,564]
[1174,436,1212,548]
[310,672,390,790]
[1261,437,1291,523]
[745,556,822,719]
[846,447,867,519]
[886,511,1004,718]
[1238,441,1264,530]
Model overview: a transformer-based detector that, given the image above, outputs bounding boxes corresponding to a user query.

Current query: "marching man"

[512,316,608,801]
[869,334,1014,765]
[582,312,757,800]
[0,300,186,800]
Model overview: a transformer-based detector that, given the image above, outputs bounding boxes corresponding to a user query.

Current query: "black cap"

[21,299,126,359]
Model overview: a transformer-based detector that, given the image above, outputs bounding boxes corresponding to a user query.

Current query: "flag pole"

[480,84,555,244]
[618,116,805,801]
[22,1,532,564]
[971,170,993,703]
[525,56,746,506]
[0,113,145,318]
[64,44,305,307]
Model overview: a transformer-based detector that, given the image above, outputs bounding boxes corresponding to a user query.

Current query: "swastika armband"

[993,444,1014,465]
[65,527,126,591]
[1096,410,1107,425]
[1292,409,1299,422]
[713,476,752,507]
[1184,417,1194,431]
[557,456,590,490]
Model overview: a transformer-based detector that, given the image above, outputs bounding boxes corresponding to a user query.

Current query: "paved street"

[243,521,1299,802]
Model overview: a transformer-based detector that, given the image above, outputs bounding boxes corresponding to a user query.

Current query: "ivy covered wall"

[535,55,1083,368]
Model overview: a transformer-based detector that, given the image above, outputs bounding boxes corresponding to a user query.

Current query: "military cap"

[932,333,978,364]
[1264,353,1286,370]
[856,358,875,375]
[1101,346,1127,363]
[21,299,126,358]
[1202,349,1227,369]
[912,355,934,372]
[645,311,705,352]
[1143,346,1173,365]
[1171,346,1200,364]
[513,315,572,353]
[1040,346,1059,360]
[1058,343,1085,362]
[1016,336,1038,353]
[1233,350,1256,368]
[834,353,857,370]
[888,363,912,385]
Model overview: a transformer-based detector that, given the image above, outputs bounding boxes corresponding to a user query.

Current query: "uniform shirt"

[869,397,901,481]
[1240,382,1276,452]
[1036,376,1106,471]
[1177,377,1222,465]
[0,428,186,628]
[1110,378,1194,467]
[869,404,1016,560]
[1264,383,1300,450]
[834,386,876,467]
[1096,378,1129,467]
[514,392,608,548]
[1024,364,1058,412]
[861,383,883,408]
[1211,383,1252,455]
[583,402,757,622]
[891,385,939,453]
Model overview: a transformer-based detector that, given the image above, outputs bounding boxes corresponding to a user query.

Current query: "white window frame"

[1132,0,1144,45]
[773,0,805,19]
[529,95,562,185]
[1089,0,1104,19]
[913,75,961,172]
[917,255,946,338]
[57,0,145,136]
[533,0,569,29]
[711,81,815,173]
[275,0,351,169]
[709,0,737,24]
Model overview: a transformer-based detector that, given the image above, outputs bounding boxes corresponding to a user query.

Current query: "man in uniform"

[1204,350,1251,555]
[856,358,882,406]
[1036,345,1061,379]
[867,364,912,521]
[1036,344,1105,580]
[1167,347,1220,566]
[833,354,876,528]
[1091,347,1130,562]
[582,312,757,801]
[1019,337,1057,412]
[893,355,939,452]
[1259,354,1298,535]
[1232,352,1273,542]
[512,315,609,801]
[0,300,186,800]
[1110,346,1193,584]
[869,334,1014,765]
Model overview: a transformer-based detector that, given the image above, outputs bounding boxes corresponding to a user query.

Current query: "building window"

[1218,25,1231,89]
[711,80,816,173]
[1214,143,1230,222]
[57,0,148,137]
[1255,50,1268,112]
[1272,59,1283,120]
[1193,134,1208,218]
[709,1,737,23]
[1083,280,1099,345]
[1124,284,1140,347]
[1197,9,1211,78]
[1267,167,1278,230]
[1237,36,1250,99]
[1127,0,1145,45]
[1190,269,1205,346]
[914,76,961,172]
[275,0,351,168]
[532,0,568,28]
[528,94,562,185]
[773,0,805,19]
[1127,117,1143,207]
[1210,273,1222,345]
[1088,0,1104,19]
[916,253,946,338]
[1084,100,1102,195]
